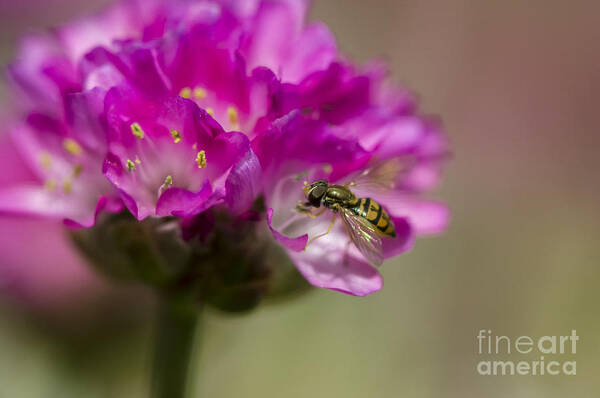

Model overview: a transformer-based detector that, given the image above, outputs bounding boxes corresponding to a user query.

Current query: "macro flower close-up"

[23,0,600,397]
[0,1,453,395]
[1,0,599,397]
[0,0,448,299]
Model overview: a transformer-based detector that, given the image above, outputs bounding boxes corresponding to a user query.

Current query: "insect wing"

[344,157,411,194]
[340,208,384,266]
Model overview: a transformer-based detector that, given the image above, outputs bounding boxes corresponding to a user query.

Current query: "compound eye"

[308,185,326,207]
[311,185,327,198]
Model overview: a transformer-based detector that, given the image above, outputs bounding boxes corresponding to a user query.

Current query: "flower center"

[178,85,241,131]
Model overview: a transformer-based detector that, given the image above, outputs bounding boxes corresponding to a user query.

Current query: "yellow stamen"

[205,107,214,116]
[170,129,182,143]
[73,164,83,178]
[39,152,52,170]
[63,138,82,156]
[161,175,173,191]
[135,157,142,165]
[126,159,136,172]
[179,87,192,99]
[196,150,207,169]
[192,143,198,151]
[63,179,72,194]
[131,122,145,139]
[44,179,57,191]
[323,163,333,173]
[227,106,239,128]
[193,87,207,99]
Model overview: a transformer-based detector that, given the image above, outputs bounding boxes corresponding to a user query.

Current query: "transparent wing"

[340,208,384,266]
[343,157,414,194]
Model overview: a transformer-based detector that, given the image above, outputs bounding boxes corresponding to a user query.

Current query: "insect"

[296,159,404,266]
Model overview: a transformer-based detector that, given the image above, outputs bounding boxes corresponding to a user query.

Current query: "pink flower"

[258,63,449,295]
[0,0,449,298]
[0,135,104,308]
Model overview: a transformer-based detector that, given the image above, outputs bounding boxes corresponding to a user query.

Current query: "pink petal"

[288,229,383,296]
[155,181,220,218]
[225,149,262,215]
[266,208,307,252]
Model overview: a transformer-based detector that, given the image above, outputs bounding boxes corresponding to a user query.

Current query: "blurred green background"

[1,0,599,397]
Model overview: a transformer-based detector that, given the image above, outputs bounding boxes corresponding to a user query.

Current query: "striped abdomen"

[352,198,396,238]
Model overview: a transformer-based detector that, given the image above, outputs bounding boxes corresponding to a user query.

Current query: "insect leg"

[296,201,327,218]
[308,208,327,219]
[296,201,311,213]
[305,214,337,248]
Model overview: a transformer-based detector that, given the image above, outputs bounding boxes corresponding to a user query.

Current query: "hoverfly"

[296,159,406,266]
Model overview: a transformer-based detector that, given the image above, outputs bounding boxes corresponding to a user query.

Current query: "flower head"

[0,135,107,308]
[0,0,449,299]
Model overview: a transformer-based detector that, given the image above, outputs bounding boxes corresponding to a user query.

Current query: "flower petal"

[266,208,307,252]
[225,148,262,215]
[279,62,371,125]
[241,0,307,75]
[371,194,450,236]
[279,22,338,83]
[382,216,414,257]
[63,195,124,229]
[288,229,383,296]
[156,181,221,218]
[0,185,106,227]
[393,200,449,236]
[253,111,368,180]
[102,152,154,220]
[6,34,72,114]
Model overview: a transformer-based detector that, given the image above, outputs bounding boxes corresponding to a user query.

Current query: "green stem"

[151,296,200,398]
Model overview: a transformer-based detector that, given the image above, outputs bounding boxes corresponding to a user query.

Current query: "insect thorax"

[323,185,358,209]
